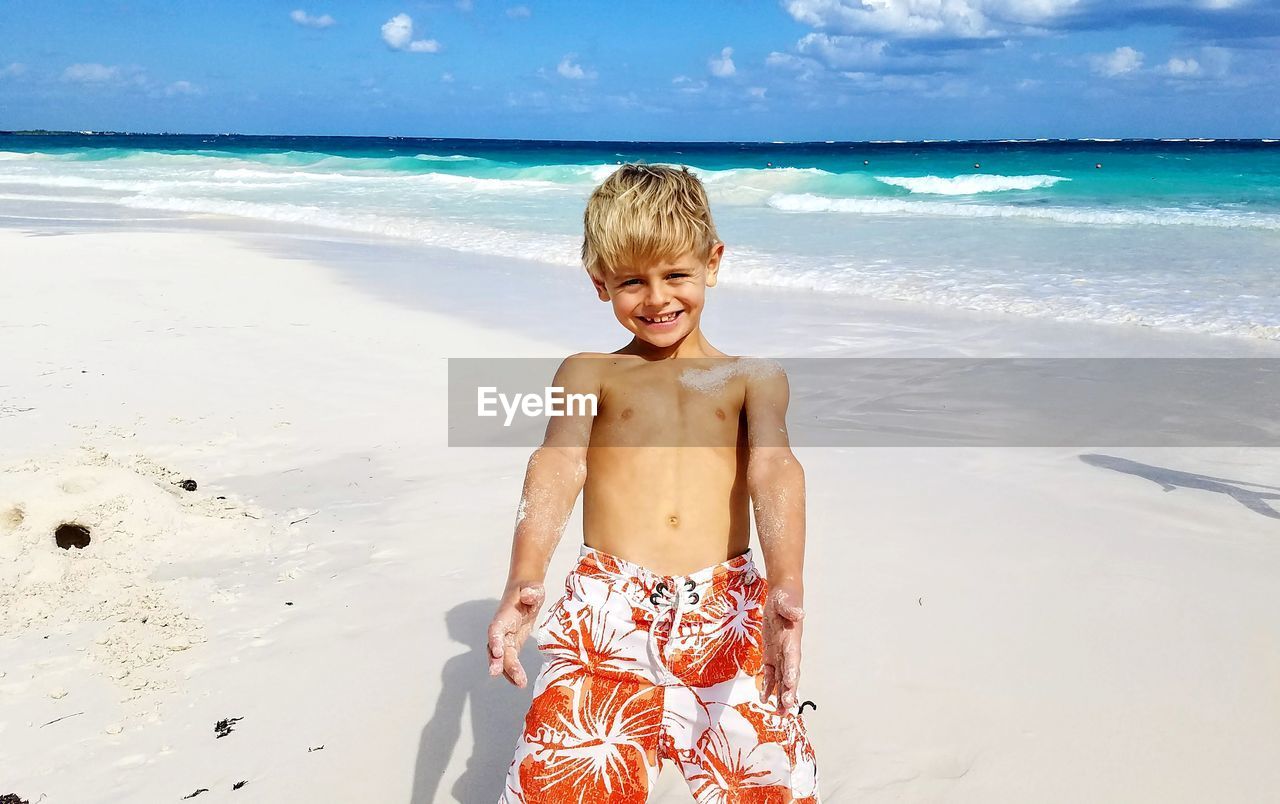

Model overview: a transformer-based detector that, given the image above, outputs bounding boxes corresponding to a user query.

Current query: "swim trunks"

[500,546,820,803]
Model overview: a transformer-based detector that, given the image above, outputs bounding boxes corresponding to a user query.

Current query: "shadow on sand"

[1080,454,1280,519]
[411,599,542,803]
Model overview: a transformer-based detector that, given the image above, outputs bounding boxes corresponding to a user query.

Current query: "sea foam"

[875,174,1069,195]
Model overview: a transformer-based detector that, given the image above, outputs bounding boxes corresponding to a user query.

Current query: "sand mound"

[0,449,277,692]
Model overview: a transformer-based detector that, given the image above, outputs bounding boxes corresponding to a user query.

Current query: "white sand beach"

[3,221,1279,803]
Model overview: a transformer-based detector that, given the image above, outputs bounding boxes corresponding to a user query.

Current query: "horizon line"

[2,129,1278,146]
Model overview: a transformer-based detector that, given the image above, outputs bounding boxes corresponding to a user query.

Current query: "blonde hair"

[582,163,720,281]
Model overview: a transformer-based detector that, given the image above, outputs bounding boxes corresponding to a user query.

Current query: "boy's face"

[592,244,723,349]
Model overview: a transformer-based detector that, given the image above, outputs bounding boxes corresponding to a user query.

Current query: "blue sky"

[1,0,1277,140]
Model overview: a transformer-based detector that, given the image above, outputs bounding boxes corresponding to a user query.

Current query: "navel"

[667,514,680,528]
[620,407,633,420]
[715,408,726,420]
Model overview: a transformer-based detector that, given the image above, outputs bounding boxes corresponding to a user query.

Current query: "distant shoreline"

[3,130,1278,146]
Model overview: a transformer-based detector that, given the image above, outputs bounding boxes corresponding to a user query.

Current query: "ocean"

[2,133,1278,340]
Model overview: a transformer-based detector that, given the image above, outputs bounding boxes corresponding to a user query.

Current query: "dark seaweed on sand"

[214,716,243,738]
[181,790,209,800]
[54,523,91,549]
[1,794,31,804]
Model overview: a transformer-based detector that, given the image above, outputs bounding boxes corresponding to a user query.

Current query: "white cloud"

[506,5,532,18]
[441,71,455,83]
[1090,45,1142,77]
[672,74,709,93]
[747,86,767,99]
[766,51,822,79]
[787,31,965,74]
[557,54,595,79]
[381,15,413,47]
[164,80,201,96]
[709,46,736,77]
[381,13,440,53]
[63,63,122,83]
[772,0,1103,82]
[62,62,195,96]
[996,0,1081,23]
[290,9,335,28]
[782,0,1079,40]
[786,0,990,38]
[1157,46,1231,79]
[381,14,413,46]
[63,63,154,91]
[0,62,26,78]
[795,32,887,69]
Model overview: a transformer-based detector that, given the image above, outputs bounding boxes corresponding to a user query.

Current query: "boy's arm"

[744,360,807,712]
[487,354,598,687]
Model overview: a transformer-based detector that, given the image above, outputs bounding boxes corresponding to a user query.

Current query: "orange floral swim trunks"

[500,546,820,803]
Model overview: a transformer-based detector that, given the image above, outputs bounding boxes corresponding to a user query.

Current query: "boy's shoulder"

[556,351,622,375]
[552,352,610,389]
[562,351,617,361]
[553,351,645,394]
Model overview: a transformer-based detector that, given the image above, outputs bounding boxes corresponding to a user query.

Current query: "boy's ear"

[590,274,611,301]
[705,242,725,288]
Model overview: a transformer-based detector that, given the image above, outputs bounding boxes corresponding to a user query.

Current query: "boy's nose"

[644,285,671,307]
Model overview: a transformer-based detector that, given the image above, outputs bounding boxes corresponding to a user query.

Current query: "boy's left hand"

[487,582,545,688]
[760,584,805,713]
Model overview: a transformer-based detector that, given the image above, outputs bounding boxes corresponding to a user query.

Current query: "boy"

[488,164,818,802]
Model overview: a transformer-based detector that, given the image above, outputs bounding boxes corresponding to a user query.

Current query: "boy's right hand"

[487,582,546,688]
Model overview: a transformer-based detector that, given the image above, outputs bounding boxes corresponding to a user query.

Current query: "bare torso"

[581,356,751,575]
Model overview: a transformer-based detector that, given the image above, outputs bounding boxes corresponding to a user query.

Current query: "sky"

[0,0,1278,140]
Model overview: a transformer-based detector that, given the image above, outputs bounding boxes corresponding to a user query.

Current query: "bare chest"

[590,370,747,448]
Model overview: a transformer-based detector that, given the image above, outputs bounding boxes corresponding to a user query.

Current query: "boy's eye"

[620,278,643,286]
[667,273,690,279]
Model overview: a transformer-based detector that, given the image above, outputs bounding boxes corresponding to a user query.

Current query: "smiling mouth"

[638,310,683,325]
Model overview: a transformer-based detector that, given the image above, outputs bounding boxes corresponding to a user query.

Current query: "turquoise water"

[2,134,1278,338]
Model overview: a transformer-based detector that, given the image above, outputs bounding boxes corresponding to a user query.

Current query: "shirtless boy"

[489,164,819,802]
